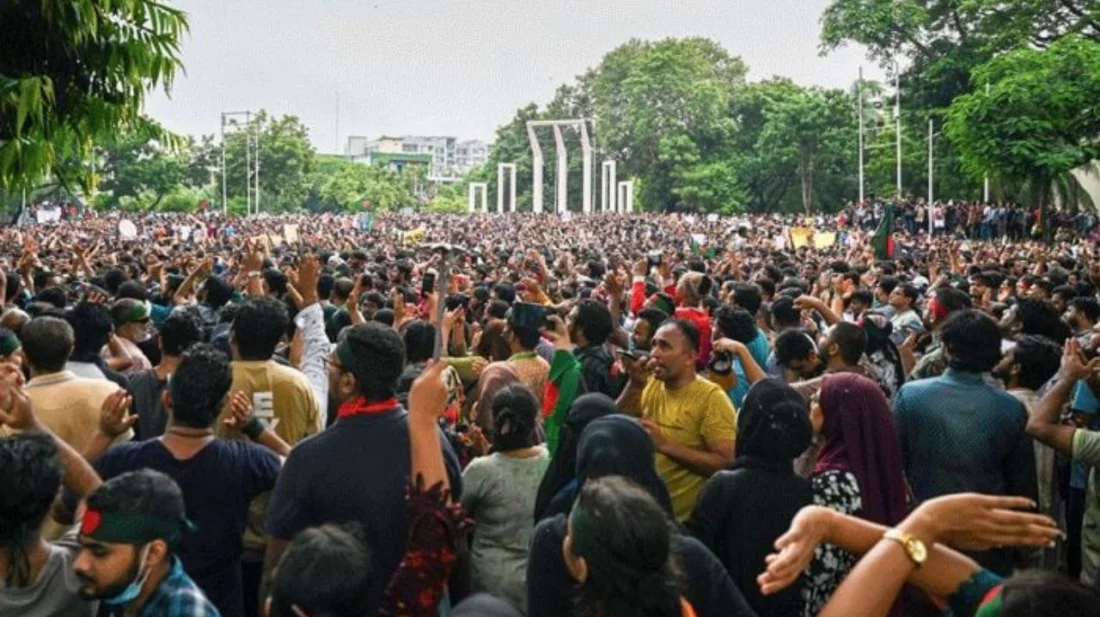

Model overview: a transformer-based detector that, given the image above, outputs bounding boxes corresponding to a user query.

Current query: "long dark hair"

[570,476,682,617]
[490,384,539,452]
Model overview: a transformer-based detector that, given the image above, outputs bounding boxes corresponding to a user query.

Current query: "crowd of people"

[2,206,1100,617]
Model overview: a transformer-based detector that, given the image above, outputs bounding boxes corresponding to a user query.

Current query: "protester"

[894,310,1038,575]
[687,378,813,617]
[461,384,549,614]
[618,320,737,520]
[73,469,221,617]
[3,206,1100,617]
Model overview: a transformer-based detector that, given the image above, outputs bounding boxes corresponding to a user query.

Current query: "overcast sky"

[144,0,883,153]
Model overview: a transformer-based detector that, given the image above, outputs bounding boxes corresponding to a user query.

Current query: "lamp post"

[220,111,259,215]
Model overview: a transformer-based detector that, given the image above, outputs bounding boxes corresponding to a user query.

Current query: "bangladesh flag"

[872,204,896,260]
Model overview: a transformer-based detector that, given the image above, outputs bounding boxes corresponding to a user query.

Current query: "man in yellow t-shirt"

[618,319,737,520]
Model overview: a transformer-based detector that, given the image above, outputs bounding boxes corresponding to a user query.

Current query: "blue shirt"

[1071,381,1100,490]
[113,558,221,617]
[728,330,770,408]
[892,369,1037,574]
[894,369,1036,500]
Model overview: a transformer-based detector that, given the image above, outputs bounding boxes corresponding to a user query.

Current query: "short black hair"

[1052,285,1078,302]
[103,268,128,295]
[1069,297,1100,325]
[895,283,919,306]
[877,276,899,295]
[340,323,406,401]
[67,301,113,356]
[826,322,867,366]
[0,433,62,586]
[636,307,670,336]
[712,305,757,344]
[117,280,149,302]
[170,344,233,429]
[403,320,436,364]
[371,308,395,327]
[486,300,510,320]
[331,279,354,303]
[85,469,187,549]
[1000,569,1100,617]
[775,329,816,367]
[664,318,700,353]
[575,299,614,346]
[263,268,289,296]
[849,289,874,309]
[493,282,516,304]
[269,523,372,617]
[1012,335,1062,391]
[1015,297,1072,344]
[36,286,67,310]
[317,274,335,301]
[159,311,203,357]
[232,297,290,360]
[200,276,232,309]
[769,296,800,329]
[941,310,1002,373]
[22,316,74,372]
[933,287,972,314]
[731,283,763,316]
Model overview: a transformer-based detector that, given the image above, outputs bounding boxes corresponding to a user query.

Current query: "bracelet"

[242,416,265,440]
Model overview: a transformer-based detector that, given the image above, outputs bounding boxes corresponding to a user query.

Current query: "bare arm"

[1028,340,1100,455]
[653,437,735,477]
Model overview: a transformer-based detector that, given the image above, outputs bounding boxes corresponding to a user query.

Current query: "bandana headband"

[80,508,192,547]
[0,331,20,356]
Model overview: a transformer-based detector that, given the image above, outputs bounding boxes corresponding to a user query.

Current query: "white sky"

[144,0,884,152]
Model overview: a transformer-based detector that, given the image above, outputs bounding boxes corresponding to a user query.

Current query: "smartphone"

[421,272,436,296]
[647,251,663,268]
[619,349,648,362]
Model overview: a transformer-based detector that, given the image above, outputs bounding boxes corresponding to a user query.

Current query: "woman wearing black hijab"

[533,393,618,521]
[686,379,813,617]
[527,415,756,617]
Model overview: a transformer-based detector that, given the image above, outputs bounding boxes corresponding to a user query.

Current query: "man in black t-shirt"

[70,345,282,617]
[264,322,461,615]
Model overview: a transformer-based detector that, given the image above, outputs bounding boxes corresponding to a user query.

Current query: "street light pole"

[928,119,934,233]
[244,111,252,216]
[895,60,902,199]
[254,117,260,214]
[858,66,865,205]
[220,113,227,214]
[983,83,991,203]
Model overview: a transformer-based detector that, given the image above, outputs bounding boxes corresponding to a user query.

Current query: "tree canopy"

[0,0,188,193]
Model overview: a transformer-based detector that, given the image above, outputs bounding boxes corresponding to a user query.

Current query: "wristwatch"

[883,528,928,566]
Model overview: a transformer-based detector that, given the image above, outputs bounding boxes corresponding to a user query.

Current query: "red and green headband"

[80,508,192,547]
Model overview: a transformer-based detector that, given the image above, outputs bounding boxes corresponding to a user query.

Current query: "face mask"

[104,544,152,606]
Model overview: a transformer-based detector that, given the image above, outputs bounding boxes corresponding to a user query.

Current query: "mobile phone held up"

[421,272,436,296]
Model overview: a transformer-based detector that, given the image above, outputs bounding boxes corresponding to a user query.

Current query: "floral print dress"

[801,470,862,617]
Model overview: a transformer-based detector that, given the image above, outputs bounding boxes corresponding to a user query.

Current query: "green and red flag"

[871,204,896,260]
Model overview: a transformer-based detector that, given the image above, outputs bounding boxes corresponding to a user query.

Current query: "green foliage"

[219,111,316,213]
[0,0,188,192]
[945,35,1100,201]
[313,158,417,212]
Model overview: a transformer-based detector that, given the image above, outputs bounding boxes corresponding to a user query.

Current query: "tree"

[95,123,187,210]
[0,0,187,193]
[586,38,747,211]
[945,36,1100,223]
[314,159,416,212]
[821,0,1100,112]
[221,111,316,212]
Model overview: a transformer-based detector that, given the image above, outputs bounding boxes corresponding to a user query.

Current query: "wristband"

[242,416,265,440]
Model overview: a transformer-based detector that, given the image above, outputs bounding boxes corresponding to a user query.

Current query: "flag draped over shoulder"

[872,204,896,260]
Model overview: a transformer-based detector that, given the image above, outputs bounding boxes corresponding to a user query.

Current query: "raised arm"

[1028,339,1100,455]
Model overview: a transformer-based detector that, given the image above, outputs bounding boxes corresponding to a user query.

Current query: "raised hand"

[99,390,137,438]
[222,391,255,430]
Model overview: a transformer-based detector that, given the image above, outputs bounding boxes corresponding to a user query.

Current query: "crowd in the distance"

[2,206,1099,617]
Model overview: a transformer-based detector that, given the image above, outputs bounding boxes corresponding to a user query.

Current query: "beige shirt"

[4,372,128,540]
[216,360,323,445]
[11,372,127,452]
